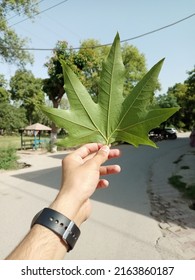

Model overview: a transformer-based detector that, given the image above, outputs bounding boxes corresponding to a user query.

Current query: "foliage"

[71,39,110,101]
[43,36,150,142]
[43,40,107,108]
[166,83,188,129]
[0,74,9,102]
[0,102,27,133]
[184,68,195,129]
[41,34,179,148]
[0,85,10,103]
[0,73,29,133]
[155,93,179,127]
[0,0,39,65]
[156,94,178,108]
[0,74,7,86]
[156,67,195,130]
[10,69,45,124]
[43,38,148,108]
[0,146,19,170]
[42,41,73,138]
[166,70,195,130]
[121,43,156,96]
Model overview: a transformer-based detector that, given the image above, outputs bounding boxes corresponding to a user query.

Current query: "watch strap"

[31,208,80,251]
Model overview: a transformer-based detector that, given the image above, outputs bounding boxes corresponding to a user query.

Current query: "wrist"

[50,193,83,226]
[50,198,78,222]
[50,197,91,227]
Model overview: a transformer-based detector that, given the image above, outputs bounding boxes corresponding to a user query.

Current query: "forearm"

[6,196,83,260]
[5,144,120,260]
[6,223,69,260]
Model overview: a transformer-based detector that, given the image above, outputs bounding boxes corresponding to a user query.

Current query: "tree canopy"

[156,67,195,130]
[43,39,148,108]
[42,38,149,142]
[0,74,9,103]
[10,69,45,124]
[0,102,27,133]
[0,0,39,66]
[0,74,27,133]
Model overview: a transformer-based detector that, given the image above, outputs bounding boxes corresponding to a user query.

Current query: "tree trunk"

[50,85,65,152]
[50,122,58,152]
[50,99,59,152]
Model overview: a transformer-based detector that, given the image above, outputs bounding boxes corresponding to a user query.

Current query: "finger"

[100,165,121,176]
[96,179,109,189]
[83,147,121,163]
[71,143,102,160]
[64,143,102,167]
[108,148,121,160]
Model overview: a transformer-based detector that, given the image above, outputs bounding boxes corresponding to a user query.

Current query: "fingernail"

[100,145,110,153]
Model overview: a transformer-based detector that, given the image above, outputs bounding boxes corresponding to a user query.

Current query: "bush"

[0,147,19,170]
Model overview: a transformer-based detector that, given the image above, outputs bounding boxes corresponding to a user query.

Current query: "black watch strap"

[31,208,80,252]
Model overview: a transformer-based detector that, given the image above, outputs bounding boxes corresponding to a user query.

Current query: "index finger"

[71,143,103,160]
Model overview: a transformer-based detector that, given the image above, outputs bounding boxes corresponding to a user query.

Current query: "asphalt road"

[0,133,191,259]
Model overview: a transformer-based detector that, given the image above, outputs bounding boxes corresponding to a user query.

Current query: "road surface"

[0,133,192,259]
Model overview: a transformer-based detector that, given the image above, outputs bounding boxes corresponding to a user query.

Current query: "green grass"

[0,135,69,153]
[0,135,50,170]
[0,135,51,149]
[0,136,21,149]
[0,147,19,170]
[168,175,195,200]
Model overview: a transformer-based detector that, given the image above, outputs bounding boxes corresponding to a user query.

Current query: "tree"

[156,93,178,108]
[155,93,179,128]
[0,103,27,134]
[0,74,9,102]
[184,68,195,129]
[0,73,7,86]
[43,41,71,109]
[42,41,75,150]
[10,69,45,124]
[71,39,110,101]
[70,40,149,99]
[156,67,195,130]
[0,0,39,66]
[0,73,27,133]
[43,39,148,136]
[122,43,149,96]
[43,39,148,108]
[165,83,187,129]
[166,77,195,130]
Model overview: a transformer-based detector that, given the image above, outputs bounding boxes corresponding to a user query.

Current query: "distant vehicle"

[149,127,177,141]
[164,128,177,139]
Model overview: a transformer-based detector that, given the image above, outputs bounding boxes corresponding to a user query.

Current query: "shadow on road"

[12,137,195,230]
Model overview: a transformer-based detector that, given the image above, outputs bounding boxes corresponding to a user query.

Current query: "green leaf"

[41,33,179,148]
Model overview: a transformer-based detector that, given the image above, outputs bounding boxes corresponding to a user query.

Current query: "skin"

[6,143,121,260]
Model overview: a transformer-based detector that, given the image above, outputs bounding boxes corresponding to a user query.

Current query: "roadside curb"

[148,137,195,259]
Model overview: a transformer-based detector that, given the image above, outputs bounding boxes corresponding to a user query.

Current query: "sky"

[1,0,195,94]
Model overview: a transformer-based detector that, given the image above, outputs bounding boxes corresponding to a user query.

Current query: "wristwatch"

[31,208,80,252]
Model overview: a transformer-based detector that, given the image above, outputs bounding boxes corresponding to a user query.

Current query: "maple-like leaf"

[41,33,179,148]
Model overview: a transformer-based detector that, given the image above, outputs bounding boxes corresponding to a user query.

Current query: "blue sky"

[2,0,195,94]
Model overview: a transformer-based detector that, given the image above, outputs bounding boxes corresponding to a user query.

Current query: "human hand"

[51,143,121,225]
